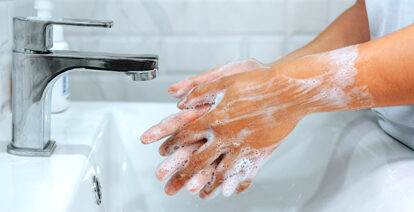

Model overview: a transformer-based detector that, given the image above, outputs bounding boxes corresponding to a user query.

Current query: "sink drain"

[92,175,102,205]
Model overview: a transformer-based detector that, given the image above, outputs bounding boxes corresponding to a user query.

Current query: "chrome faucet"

[7,17,158,156]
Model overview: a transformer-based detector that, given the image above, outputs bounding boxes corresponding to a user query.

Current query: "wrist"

[268,45,374,114]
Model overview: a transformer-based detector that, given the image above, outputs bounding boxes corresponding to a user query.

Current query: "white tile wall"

[246,36,285,63]
[288,0,329,34]
[201,0,286,34]
[4,0,357,103]
[160,36,242,73]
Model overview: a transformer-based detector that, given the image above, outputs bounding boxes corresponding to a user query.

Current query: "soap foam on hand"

[140,105,210,144]
[156,143,203,181]
[168,58,267,100]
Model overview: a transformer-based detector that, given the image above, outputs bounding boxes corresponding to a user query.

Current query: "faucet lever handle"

[13,16,113,52]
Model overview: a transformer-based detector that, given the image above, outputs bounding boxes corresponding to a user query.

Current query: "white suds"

[220,146,275,197]
[284,45,374,109]
[222,174,239,197]
[156,146,194,180]
[186,173,205,194]
[195,130,216,153]
[311,45,360,107]
[209,89,226,111]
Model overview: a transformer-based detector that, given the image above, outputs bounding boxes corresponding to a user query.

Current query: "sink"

[0,102,413,211]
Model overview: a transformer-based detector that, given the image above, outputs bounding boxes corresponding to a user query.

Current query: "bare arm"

[269,0,370,66]
[155,22,414,198]
[166,0,371,101]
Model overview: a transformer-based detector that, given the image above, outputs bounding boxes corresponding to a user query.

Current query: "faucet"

[7,17,158,157]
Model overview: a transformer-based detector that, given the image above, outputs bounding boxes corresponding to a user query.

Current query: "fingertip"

[199,192,207,199]
[140,129,158,144]
[222,181,237,197]
[186,179,202,195]
[235,179,252,194]
[155,170,164,181]
[165,181,179,196]
[140,135,151,144]
[158,137,175,156]
[168,80,193,99]
[168,86,181,98]
[177,101,185,110]
[187,187,199,195]
[158,147,167,156]
[199,186,222,200]
[167,83,178,93]
[168,81,182,94]
[165,187,176,196]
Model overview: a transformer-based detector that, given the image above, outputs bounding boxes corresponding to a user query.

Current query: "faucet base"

[7,140,56,157]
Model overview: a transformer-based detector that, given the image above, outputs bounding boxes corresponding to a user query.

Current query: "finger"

[158,135,179,156]
[168,59,263,99]
[140,105,210,144]
[164,143,221,195]
[158,117,212,156]
[168,79,195,99]
[235,179,253,194]
[156,143,202,181]
[177,80,227,110]
[158,130,207,156]
[186,164,215,195]
[223,173,247,197]
[199,148,241,199]
[199,185,222,200]
[234,149,275,194]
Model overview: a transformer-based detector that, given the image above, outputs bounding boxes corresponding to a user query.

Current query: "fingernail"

[140,135,150,144]
[165,184,177,195]
[165,180,180,195]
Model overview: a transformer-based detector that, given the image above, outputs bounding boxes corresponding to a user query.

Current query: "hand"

[142,64,312,198]
[141,58,267,145]
[167,58,266,99]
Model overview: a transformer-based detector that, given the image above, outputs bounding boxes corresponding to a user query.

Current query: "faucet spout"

[47,50,158,78]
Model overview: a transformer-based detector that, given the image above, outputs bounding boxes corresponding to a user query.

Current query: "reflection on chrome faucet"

[7,16,158,156]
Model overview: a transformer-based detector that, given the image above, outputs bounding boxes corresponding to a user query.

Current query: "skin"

[140,0,414,199]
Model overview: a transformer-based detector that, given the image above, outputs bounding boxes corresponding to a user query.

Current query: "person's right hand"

[167,59,267,99]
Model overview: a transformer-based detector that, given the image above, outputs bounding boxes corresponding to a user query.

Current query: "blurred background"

[0,0,354,105]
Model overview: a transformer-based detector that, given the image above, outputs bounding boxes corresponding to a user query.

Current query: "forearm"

[274,23,414,113]
[269,0,370,66]
[356,23,414,107]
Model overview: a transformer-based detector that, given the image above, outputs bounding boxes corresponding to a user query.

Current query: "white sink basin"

[0,102,413,212]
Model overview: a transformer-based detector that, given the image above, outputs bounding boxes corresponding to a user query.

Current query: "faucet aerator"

[127,69,157,81]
